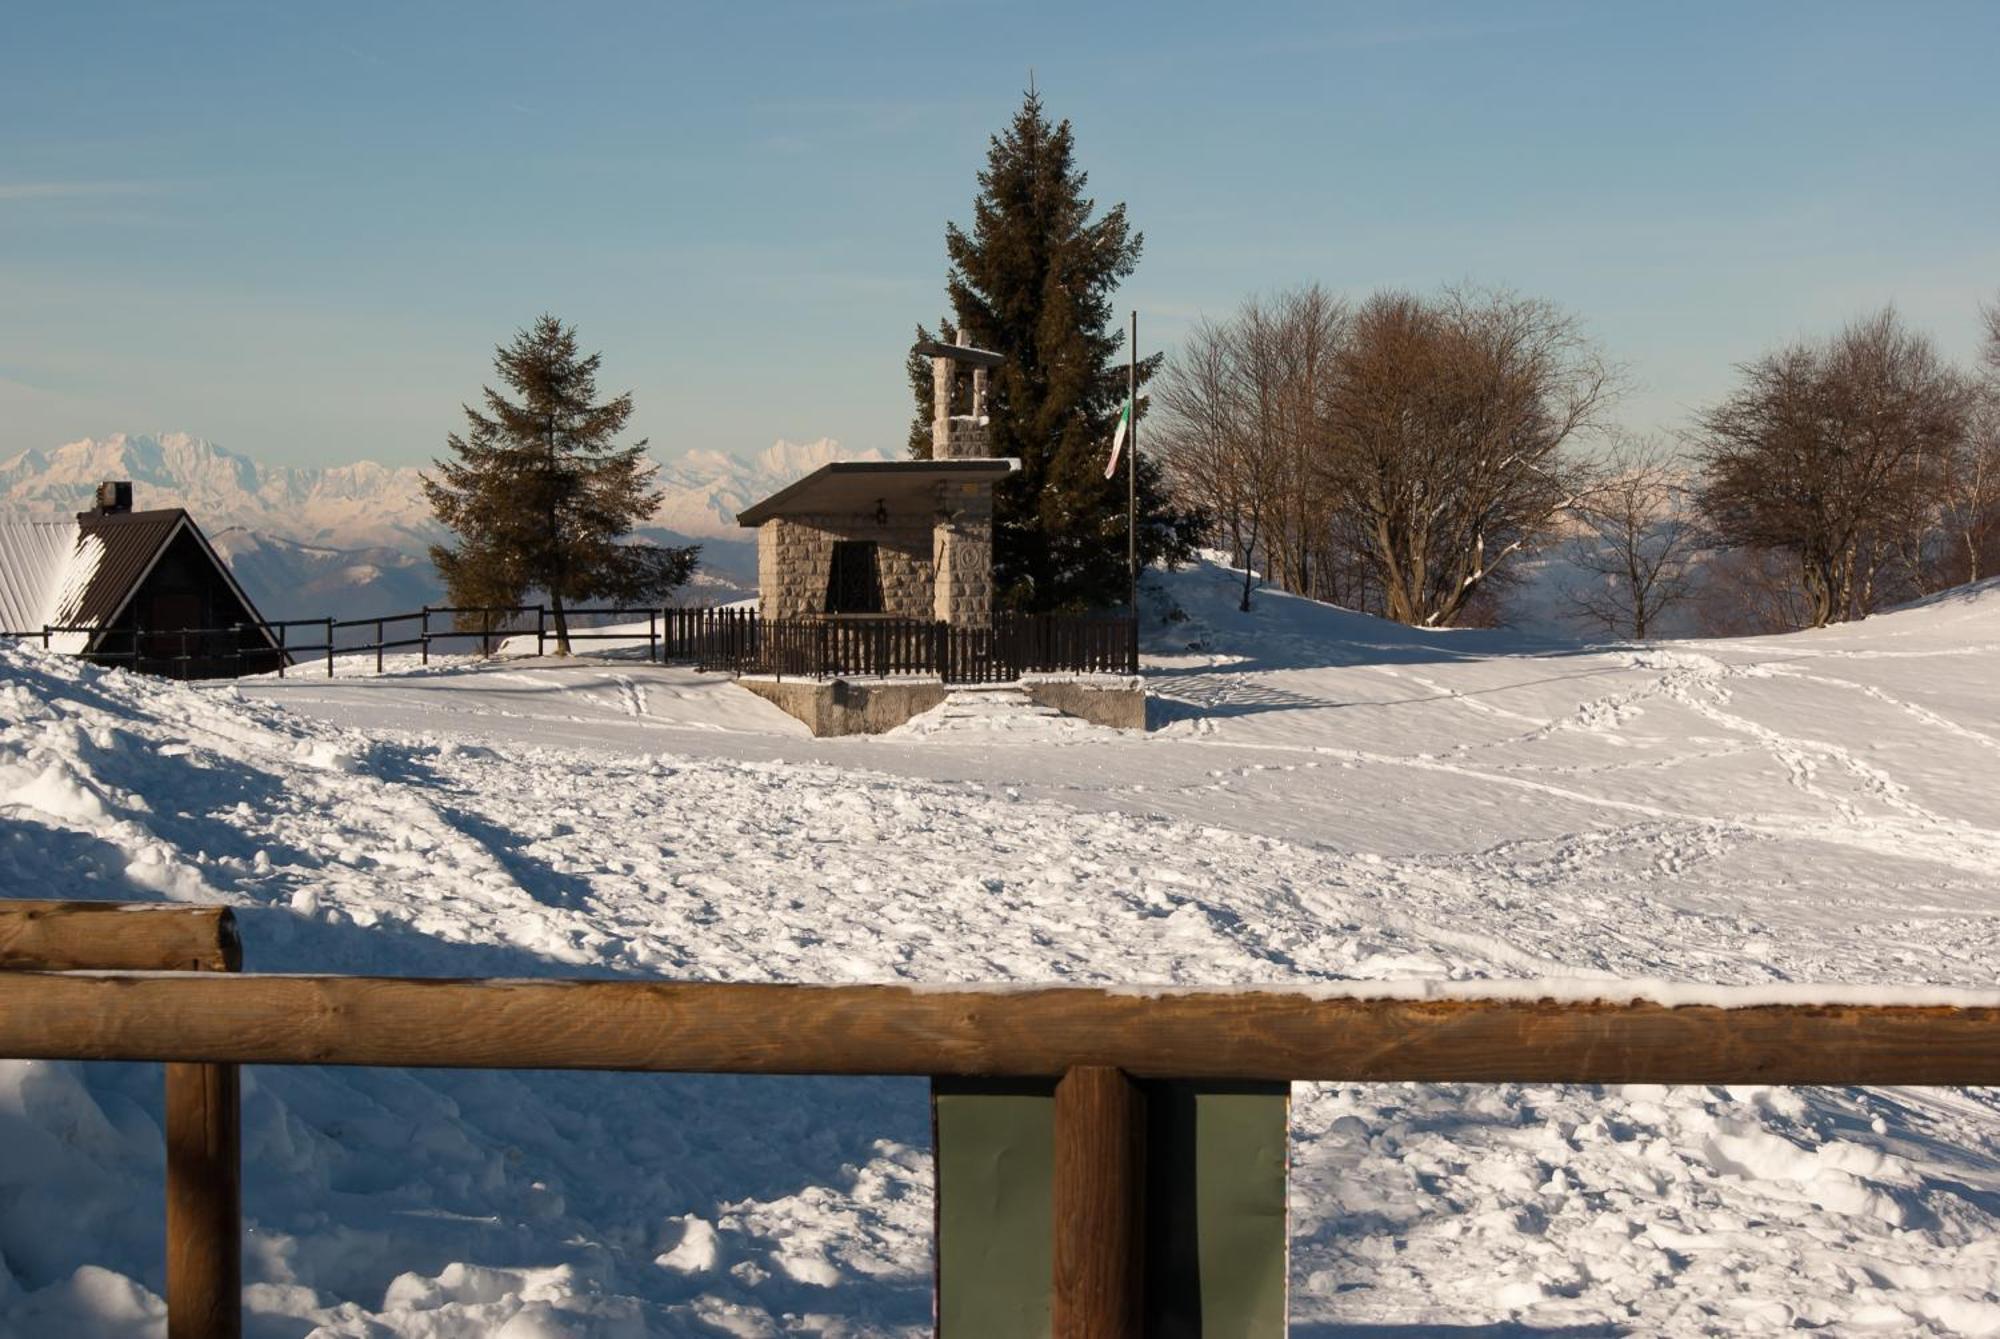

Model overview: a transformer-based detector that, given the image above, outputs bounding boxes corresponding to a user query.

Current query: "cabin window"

[824,540,884,615]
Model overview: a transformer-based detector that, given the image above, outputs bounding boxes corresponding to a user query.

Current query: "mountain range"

[0,433,887,620]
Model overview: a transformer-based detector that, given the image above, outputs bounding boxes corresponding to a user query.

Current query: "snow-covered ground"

[4,558,2000,1335]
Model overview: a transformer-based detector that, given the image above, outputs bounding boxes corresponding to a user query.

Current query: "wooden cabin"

[0,481,284,678]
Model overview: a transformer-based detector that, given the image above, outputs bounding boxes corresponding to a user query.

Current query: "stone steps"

[890,686,1101,737]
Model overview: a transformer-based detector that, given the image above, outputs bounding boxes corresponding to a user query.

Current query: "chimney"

[94,481,133,515]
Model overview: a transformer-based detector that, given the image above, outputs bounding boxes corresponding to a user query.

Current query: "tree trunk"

[1239,510,1262,612]
[550,591,572,655]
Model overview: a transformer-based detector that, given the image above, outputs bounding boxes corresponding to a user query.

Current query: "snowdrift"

[4,561,2000,1333]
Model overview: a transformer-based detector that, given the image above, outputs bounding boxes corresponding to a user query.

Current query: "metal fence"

[711,611,1138,682]
[4,606,1138,683]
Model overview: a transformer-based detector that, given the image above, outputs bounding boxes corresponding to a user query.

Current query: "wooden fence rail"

[11,902,2000,1336]
[6,973,2000,1084]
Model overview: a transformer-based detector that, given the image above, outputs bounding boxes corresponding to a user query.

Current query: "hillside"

[3,559,2000,1334]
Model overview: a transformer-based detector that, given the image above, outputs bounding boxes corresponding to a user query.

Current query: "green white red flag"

[1104,396,1143,480]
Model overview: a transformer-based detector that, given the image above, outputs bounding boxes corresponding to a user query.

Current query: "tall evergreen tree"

[909,90,1198,610]
[424,316,697,652]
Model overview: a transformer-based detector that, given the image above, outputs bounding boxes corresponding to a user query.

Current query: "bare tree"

[1693,545,1817,636]
[1566,438,1707,639]
[1936,398,2000,585]
[1319,288,1612,627]
[1945,298,2000,585]
[1155,287,1345,611]
[1156,317,1255,562]
[1696,309,1974,627]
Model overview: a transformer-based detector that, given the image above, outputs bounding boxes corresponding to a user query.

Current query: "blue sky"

[3,1,1995,469]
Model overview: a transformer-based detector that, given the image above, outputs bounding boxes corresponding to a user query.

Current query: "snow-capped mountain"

[653,437,890,539]
[0,432,883,619]
[0,432,439,549]
[206,529,448,624]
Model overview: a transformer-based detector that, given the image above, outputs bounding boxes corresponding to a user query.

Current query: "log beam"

[1,974,1998,1085]
[0,901,239,973]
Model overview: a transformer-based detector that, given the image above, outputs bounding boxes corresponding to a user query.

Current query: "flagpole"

[1127,309,1138,621]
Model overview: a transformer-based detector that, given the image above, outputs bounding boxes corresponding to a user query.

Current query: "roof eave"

[735,458,1019,527]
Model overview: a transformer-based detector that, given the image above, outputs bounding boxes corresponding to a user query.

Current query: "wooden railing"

[0,902,241,1339]
[10,901,2000,1335]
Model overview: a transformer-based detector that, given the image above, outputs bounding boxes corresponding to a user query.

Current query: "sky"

[2,0,1996,470]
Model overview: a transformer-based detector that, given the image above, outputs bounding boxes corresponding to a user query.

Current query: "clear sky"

[3,1,1996,469]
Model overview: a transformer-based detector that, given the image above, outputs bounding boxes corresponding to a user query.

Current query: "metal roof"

[69,509,188,628]
[0,508,277,650]
[0,517,81,632]
[736,459,1019,527]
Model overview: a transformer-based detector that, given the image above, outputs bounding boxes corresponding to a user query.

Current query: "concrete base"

[1020,678,1149,731]
[734,677,1147,737]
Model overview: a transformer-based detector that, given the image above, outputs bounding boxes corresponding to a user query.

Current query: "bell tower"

[917,329,1004,460]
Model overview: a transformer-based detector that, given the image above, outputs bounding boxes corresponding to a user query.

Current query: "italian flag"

[1104,395,1143,480]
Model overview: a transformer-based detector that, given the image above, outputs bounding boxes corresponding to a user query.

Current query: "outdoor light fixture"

[873,499,889,526]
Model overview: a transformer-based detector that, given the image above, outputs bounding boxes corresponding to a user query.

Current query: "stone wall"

[757,513,935,620]
[942,416,990,459]
[932,480,996,626]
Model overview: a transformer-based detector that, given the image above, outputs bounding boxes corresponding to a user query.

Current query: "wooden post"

[167,913,242,1339]
[421,607,429,665]
[324,619,334,678]
[166,1053,240,1339]
[0,904,242,1339]
[375,619,384,674]
[1053,1066,1144,1337]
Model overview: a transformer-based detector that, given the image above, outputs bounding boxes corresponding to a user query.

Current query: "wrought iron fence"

[3,606,1138,683]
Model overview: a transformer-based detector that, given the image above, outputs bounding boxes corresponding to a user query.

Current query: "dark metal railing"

[2,607,1138,683]
[699,611,1137,682]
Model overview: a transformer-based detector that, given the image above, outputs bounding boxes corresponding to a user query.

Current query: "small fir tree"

[910,89,1198,610]
[424,316,697,652]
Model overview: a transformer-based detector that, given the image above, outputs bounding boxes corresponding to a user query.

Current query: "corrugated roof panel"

[46,533,106,652]
[0,517,81,633]
[70,510,186,629]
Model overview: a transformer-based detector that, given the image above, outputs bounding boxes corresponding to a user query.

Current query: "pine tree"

[911,89,1199,610]
[423,316,698,652]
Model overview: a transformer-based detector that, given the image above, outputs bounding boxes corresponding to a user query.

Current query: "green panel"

[933,1079,1055,1338]
[933,1079,1288,1337]
[1193,1086,1290,1337]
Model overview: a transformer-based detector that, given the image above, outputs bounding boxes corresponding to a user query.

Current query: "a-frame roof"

[0,507,278,651]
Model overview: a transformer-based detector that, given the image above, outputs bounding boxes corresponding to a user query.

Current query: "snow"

[5,555,2000,1334]
[0,517,80,633]
[881,687,1117,740]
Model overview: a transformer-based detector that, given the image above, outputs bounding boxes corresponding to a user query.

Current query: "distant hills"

[0,432,887,620]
